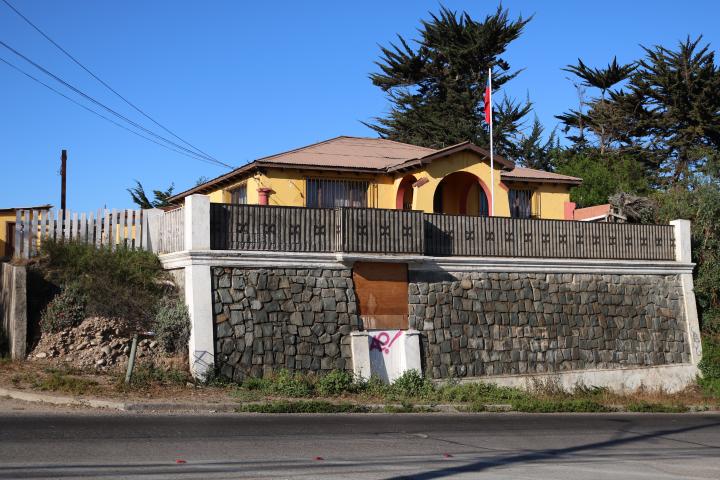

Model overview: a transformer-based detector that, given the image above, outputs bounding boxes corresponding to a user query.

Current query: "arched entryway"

[432,172,490,216]
[395,175,417,210]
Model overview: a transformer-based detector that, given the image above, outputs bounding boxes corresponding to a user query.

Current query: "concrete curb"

[0,387,126,410]
[2,387,717,414]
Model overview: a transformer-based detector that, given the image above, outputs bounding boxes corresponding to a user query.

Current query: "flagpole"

[488,68,494,217]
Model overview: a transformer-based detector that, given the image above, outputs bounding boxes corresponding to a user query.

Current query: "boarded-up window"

[353,262,408,330]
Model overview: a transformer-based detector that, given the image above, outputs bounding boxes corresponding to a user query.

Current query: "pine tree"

[127,181,174,209]
[367,6,532,154]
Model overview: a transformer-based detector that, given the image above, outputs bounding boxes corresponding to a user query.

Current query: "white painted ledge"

[160,249,694,275]
[452,363,700,394]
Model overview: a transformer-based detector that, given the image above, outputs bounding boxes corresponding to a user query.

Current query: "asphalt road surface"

[1,405,719,479]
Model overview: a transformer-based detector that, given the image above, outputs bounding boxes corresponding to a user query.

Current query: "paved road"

[1,405,719,479]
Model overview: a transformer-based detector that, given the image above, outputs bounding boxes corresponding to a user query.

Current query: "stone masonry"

[408,271,688,379]
[212,267,360,381]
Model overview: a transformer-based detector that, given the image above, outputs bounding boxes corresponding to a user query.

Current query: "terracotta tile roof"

[574,204,611,221]
[501,167,582,185]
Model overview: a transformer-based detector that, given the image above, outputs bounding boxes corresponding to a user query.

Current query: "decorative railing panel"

[210,204,336,252]
[209,204,676,261]
[424,214,675,260]
[336,208,424,254]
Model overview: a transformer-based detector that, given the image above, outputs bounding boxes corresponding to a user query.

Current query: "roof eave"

[500,175,583,186]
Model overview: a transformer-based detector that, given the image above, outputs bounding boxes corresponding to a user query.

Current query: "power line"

[0,55,223,166]
[1,0,223,165]
[0,39,233,169]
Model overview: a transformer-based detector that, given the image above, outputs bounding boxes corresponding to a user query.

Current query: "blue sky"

[1,0,718,210]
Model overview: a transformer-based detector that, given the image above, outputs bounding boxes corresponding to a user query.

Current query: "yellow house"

[169,136,581,219]
[0,205,52,259]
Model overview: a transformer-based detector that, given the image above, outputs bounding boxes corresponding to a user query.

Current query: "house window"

[306,178,369,208]
[509,189,533,218]
[229,184,247,204]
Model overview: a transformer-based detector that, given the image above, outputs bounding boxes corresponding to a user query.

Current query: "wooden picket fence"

[14,208,149,259]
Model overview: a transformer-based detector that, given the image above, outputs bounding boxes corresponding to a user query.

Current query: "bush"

[390,370,434,398]
[259,370,314,397]
[40,282,86,333]
[152,297,190,354]
[33,240,168,328]
[316,370,357,396]
[699,337,720,380]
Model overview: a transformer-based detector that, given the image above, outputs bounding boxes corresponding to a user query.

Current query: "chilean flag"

[483,82,492,125]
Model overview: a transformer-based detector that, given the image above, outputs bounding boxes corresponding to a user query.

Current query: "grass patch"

[434,382,528,404]
[32,371,100,396]
[626,401,689,413]
[511,398,613,413]
[117,363,190,391]
[236,400,369,413]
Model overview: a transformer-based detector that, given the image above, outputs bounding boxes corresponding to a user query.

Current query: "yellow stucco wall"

[200,152,573,219]
[387,151,511,216]
[534,183,572,220]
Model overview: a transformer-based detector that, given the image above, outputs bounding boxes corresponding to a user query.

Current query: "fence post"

[143,208,163,253]
[184,194,210,250]
[670,219,702,368]
[183,194,213,379]
[670,219,691,263]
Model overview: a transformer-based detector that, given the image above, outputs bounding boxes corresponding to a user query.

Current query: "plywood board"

[352,262,409,330]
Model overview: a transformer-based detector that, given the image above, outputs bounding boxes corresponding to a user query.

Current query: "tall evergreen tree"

[367,6,532,154]
[558,37,720,185]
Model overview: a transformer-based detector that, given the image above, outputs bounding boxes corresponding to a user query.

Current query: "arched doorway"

[395,175,417,210]
[432,172,490,216]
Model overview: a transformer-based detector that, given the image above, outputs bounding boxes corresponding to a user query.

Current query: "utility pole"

[60,149,67,213]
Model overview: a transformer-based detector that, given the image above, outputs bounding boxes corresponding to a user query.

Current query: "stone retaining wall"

[212,267,360,381]
[408,271,688,379]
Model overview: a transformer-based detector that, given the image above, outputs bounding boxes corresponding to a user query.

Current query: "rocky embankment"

[30,317,164,370]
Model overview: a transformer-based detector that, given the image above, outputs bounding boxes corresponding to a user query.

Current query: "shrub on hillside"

[33,240,169,328]
[152,297,191,354]
[40,282,86,333]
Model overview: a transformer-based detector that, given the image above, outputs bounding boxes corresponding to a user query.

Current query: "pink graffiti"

[369,331,403,354]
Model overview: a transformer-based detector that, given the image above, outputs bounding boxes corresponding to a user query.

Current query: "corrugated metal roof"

[255,136,436,169]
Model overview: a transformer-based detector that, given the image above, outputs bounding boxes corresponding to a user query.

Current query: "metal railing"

[209,204,676,261]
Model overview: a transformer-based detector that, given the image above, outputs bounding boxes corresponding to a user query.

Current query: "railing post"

[670,219,702,367]
[184,194,210,250]
[182,194,214,379]
[669,219,691,263]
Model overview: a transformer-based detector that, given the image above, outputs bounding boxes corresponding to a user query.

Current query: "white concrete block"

[185,264,214,379]
[350,331,371,380]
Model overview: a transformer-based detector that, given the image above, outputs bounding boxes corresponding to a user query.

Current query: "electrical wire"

[0,39,233,169]
[1,0,224,166]
[0,55,224,166]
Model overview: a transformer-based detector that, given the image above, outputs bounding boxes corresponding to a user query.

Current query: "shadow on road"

[386,418,720,479]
